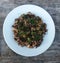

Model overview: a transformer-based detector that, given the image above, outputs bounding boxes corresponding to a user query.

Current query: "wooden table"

[0,0,60,63]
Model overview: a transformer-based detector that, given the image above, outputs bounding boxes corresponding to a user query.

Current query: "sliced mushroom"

[12,28,18,33]
[27,45,30,48]
[31,27,35,31]
[36,26,40,30]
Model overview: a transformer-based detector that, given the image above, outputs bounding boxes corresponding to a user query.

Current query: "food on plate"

[12,12,47,48]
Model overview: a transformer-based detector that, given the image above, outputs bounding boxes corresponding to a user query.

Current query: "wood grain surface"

[0,0,60,63]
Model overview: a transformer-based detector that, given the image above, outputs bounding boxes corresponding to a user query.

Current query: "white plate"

[3,4,55,57]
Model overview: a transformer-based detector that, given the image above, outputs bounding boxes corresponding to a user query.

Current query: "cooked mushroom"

[12,12,47,48]
[12,28,18,33]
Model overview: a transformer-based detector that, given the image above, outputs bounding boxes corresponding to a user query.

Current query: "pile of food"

[12,12,47,48]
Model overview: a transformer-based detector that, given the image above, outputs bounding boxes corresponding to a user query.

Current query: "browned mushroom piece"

[31,27,35,31]
[12,28,18,33]
[19,42,25,46]
[36,26,40,30]
[14,37,19,40]
[25,42,29,46]
[32,41,37,47]
[12,12,47,48]
[17,38,20,42]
